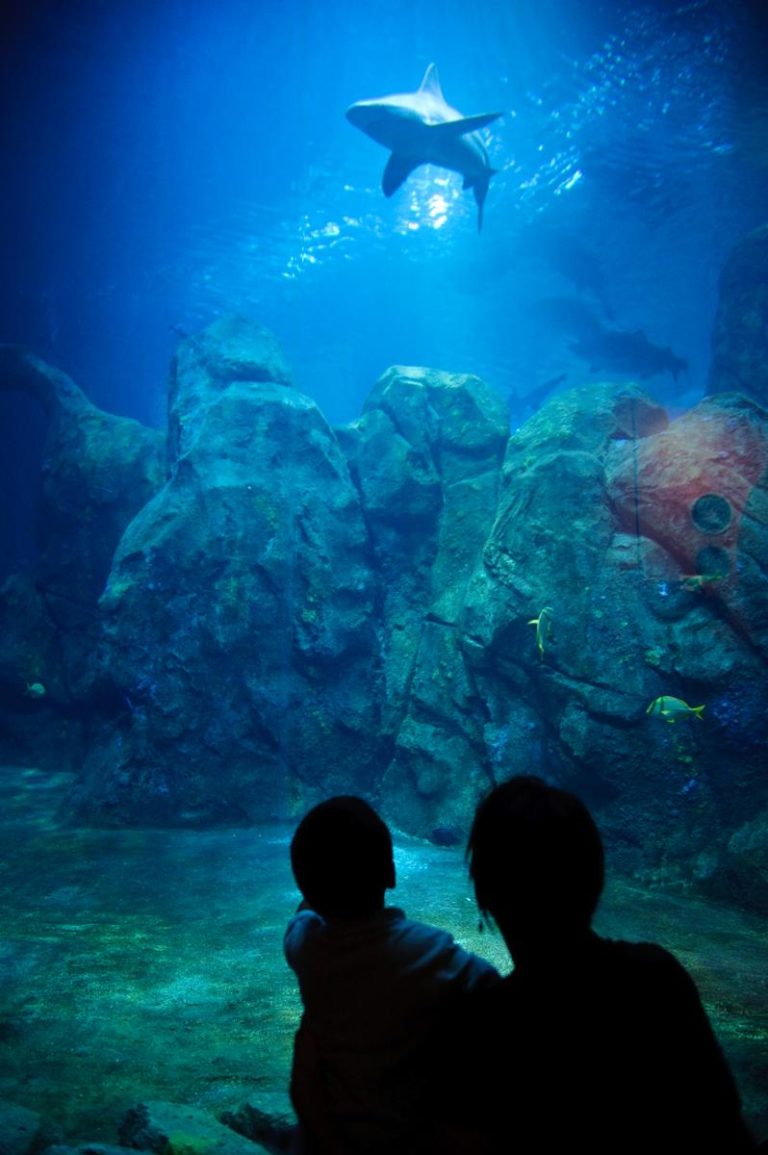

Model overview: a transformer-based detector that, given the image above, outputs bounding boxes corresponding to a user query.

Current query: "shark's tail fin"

[473,170,496,232]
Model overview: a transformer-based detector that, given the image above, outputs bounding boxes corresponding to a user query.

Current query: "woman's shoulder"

[596,936,695,989]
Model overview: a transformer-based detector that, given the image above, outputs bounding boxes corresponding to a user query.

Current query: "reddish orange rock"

[607,393,768,652]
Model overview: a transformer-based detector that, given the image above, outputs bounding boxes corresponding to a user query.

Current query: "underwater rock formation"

[1,318,767,911]
[0,1093,292,1155]
[0,347,164,605]
[382,380,768,901]
[607,394,768,658]
[341,365,509,836]
[709,223,768,408]
[0,347,164,766]
[74,317,384,823]
[119,1100,271,1155]
[0,1097,51,1155]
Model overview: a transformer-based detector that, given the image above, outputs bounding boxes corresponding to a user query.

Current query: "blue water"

[1,0,767,569]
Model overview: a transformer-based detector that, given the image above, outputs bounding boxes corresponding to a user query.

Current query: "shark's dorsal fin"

[428,112,502,138]
[418,63,444,101]
[382,152,422,197]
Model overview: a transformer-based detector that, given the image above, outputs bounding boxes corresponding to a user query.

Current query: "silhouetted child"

[437,775,756,1152]
[284,795,499,1155]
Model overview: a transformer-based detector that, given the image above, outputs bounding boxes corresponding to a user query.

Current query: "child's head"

[468,775,605,944]
[290,795,396,920]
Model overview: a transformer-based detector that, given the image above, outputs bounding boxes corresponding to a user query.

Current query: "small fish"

[678,573,723,593]
[528,607,553,659]
[24,682,47,699]
[646,696,704,723]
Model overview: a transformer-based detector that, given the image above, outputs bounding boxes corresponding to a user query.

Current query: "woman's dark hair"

[468,775,605,933]
[290,795,394,919]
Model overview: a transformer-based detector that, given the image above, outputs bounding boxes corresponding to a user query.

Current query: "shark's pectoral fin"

[382,153,421,197]
[429,112,502,138]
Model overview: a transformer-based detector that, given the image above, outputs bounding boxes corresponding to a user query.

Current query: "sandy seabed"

[0,767,766,1144]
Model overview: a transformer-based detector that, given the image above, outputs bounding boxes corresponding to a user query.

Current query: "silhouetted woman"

[438,776,755,1153]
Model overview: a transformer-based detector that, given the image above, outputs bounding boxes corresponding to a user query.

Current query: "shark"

[570,326,688,381]
[530,298,688,382]
[346,64,502,230]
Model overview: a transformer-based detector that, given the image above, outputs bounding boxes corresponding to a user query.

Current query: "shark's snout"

[345,102,372,128]
[346,101,394,149]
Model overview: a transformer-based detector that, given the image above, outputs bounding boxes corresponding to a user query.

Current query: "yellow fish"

[24,682,47,699]
[528,606,553,659]
[646,696,704,723]
[679,573,722,593]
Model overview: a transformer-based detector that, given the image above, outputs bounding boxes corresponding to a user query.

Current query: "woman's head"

[468,776,605,946]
